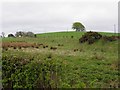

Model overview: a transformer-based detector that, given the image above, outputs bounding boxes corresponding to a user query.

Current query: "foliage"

[72,22,85,32]
[15,31,25,37]
[15,31,35,37]
[8,34,15,38]
[2,31,119,88]
[34,34,37,38]
[2,52,68,88]
[26,32,35,37]
[79,31,120,44]
[79,31,102,44]
[102,36,120,42]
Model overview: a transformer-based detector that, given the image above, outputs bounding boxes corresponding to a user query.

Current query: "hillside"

[2,31,119,88]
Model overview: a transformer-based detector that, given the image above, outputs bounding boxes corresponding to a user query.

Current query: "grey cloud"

[2,1,118,35]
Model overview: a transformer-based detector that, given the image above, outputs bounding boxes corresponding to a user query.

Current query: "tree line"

[1,31,37,38]
[1,22,86,38]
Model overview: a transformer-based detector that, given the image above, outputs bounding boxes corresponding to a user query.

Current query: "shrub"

[79,31,120,44]
[8,34,15,38]
[2,53,62,88]
[79,31,102,44]
[34,34,37,38]
[102,36,117,42]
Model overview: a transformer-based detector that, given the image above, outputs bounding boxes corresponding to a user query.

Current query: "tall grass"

[2,31,119,88]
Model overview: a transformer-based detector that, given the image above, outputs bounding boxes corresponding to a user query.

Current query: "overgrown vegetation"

[79,31,120,44]
[2,31,119,88]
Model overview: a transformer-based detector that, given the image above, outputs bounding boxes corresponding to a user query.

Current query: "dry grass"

[2,42,41,49]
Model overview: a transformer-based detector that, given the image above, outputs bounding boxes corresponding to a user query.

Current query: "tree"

[26,32,34,37]
[1,32,5,38]
[8,34,15,37]
[72,22,85,32]
[15,31,25,37]
[15,31,35,37]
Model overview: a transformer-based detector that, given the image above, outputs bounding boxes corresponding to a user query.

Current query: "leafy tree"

[15,31,35,37]
[15,31,25,37]
[72,22,85,32]
[26,32,35,37]
[8,34,15,37]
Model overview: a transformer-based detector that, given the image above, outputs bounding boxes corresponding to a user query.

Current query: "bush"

[102,36,118,42]
[79,32,120,44]
[8,34,15,38]
[2,52,85,88]
[26,32,35,37]
[2,53,61,88]
[79,31,102,44]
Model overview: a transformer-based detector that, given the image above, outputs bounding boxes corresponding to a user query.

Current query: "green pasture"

[2,31,119,88]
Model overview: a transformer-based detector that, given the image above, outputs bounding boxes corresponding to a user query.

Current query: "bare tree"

[1,32,5,38]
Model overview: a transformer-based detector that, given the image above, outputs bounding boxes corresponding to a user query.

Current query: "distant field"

[2,31,119,88]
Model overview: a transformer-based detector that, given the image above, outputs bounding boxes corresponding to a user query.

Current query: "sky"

[0,0,119,36]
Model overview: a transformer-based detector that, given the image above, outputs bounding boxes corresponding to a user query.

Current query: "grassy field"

[2,31,119,88]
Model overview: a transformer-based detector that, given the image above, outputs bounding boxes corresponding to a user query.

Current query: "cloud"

[1,0,118,35]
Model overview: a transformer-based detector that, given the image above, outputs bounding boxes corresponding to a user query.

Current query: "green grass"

[2,31,119,88]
